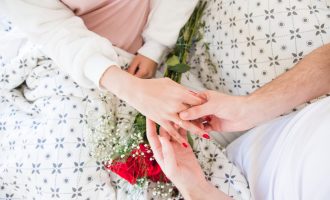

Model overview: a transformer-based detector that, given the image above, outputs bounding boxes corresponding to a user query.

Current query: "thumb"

[179,102,213,121]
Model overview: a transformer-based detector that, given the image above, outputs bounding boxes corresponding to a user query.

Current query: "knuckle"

[188,108,198,116]
[173,104,183,111]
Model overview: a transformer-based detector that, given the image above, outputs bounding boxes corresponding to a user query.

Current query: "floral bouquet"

[88,1,207,198]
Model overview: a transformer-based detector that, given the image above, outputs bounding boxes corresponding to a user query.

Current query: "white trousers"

[227,96,330,200]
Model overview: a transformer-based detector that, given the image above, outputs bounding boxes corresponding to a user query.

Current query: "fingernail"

[202,133,210,139]
[205,115,212,122]
[182,143,188,148]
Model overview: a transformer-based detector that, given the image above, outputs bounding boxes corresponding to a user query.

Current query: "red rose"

[106,162,137,184]
[105,143,169,184]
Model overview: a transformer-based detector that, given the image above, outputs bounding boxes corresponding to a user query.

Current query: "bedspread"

[0,15,251,200]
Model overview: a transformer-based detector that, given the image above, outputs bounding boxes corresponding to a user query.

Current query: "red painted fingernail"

[205,116,212,122]
[182,143,188,148]
[202,134,210,139]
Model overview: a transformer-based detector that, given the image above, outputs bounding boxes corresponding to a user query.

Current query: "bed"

[0,12,250,199]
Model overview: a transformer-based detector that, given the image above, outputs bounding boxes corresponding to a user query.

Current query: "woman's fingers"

[172,116,210,139]
[162,122,189,148]
[178,127,188,139]
[159,137,178,172]
[159,127,171,140]
[146,119,164,164]
[202,124,214,132]
[127,59,139,75]
[135,67,147,78]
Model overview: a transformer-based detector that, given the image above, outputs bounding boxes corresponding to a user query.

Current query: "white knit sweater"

[1,0,198,88]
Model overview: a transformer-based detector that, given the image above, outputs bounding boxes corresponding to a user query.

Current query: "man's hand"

[181,44,330,133]
[179,91,257,132]
[128,54,158,79]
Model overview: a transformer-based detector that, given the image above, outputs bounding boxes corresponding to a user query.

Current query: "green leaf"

[187,133,194,148]
[133,113,146,136]
[183,29,190,41]
[166,55,180,67]
[168,63,190,74]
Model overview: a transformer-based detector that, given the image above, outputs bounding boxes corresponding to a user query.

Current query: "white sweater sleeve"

[1,0,120,89]
[138,0,198,63]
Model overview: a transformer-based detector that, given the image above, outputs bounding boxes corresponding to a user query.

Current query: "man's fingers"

[196,92,207,101]
[191,118,206,130]
[181,90,206,106]
[146,119,164,164]
[179,103,213,121]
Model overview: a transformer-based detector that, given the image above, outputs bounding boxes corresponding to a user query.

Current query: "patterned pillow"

[181,0,330,146]
[188,0,330,96]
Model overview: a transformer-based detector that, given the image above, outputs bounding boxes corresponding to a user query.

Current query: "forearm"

[180,181,232,200]
[246,44,330,124]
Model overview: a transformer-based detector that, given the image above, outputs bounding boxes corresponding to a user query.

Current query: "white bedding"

[0,15,250,200]
[227,96,330,200]
[1,0,330,198]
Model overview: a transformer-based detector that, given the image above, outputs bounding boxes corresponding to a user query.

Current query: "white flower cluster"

[86,100,142,163]
[152,182,177,200]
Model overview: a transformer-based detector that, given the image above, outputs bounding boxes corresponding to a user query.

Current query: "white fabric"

[0,0,198,88]
[0,16,251,199]
[227,96,330,200]
[1,0,330,199]
[184,0,330,146]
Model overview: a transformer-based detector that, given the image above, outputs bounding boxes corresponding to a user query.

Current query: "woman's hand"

[132,78,210,145]
[101,67,209,145]
[146,119,231,200]
[180,90,258,132]
[127,54,158,79]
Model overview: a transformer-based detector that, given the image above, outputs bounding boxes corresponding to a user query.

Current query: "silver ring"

[176,119,184,127]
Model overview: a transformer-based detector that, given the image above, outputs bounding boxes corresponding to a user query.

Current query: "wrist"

[182,181,232,200]
[180,180,212,200]
[100,66,140,99]
[244,93,272,126]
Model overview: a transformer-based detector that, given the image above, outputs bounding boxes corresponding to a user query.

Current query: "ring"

[176,119,184,127]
